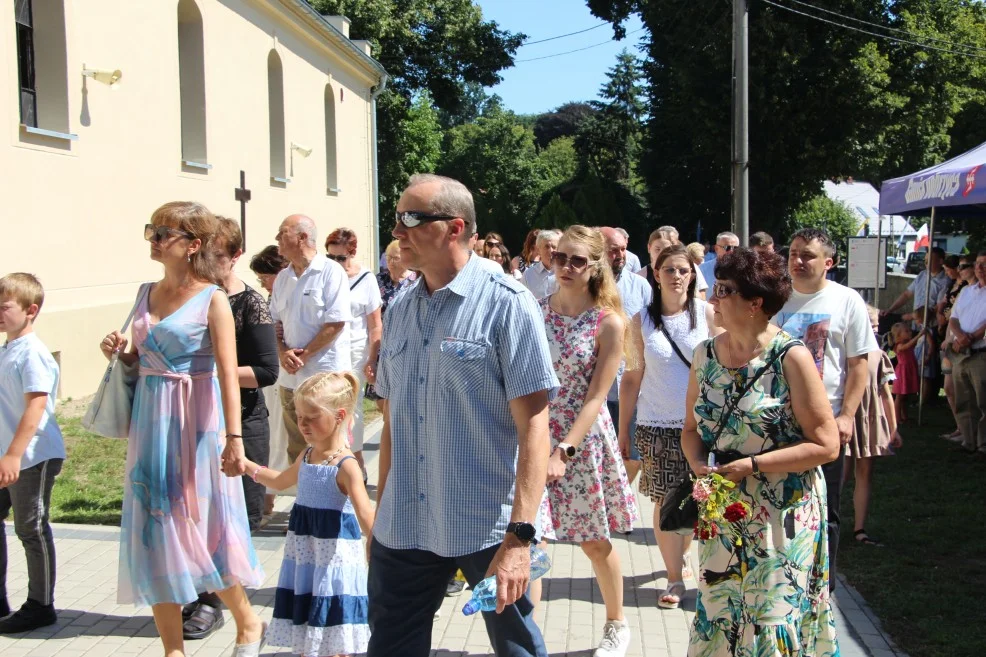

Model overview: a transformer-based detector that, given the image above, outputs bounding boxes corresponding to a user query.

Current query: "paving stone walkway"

[0,421,907,656]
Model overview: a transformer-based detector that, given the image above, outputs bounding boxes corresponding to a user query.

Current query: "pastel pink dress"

[118,284,264,606]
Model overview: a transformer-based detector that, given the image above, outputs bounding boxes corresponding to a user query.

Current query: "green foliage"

[586,0,986,239]
[784,194,861,258]
[536,193,579,228]
[400,93,443,175]
[574,49,645,187]
[310,0,525,214]
[539,137,579,187]
[438,109,547,239]
[533,102,598,149]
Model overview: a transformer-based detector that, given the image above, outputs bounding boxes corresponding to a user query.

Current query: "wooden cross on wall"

[234,170,251,250]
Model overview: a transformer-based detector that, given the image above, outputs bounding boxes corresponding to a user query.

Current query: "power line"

[780,0,986,55]
[515,27,648,63]
[521,23,608,46]
[762,0,986,60]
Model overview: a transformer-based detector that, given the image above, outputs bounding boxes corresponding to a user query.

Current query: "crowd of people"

[0,172,972,657]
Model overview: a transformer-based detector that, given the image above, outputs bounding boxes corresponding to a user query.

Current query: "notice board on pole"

[848,237,887,289]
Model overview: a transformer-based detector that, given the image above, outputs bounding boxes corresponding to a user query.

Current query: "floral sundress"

[538,299,638,542]
[688,331,839,657]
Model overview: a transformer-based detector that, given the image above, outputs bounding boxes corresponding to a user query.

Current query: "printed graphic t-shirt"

[771,282,878,416]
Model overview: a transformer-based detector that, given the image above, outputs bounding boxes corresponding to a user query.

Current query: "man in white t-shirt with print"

[771,228,877,592]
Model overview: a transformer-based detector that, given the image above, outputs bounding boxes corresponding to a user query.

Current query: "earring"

[186,254,191,263]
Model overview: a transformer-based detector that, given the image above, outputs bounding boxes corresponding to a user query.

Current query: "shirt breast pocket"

[439,338,491,395]
[302,287,325,325]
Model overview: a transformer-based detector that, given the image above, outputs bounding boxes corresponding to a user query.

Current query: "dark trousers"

[367,539,547,657]
[821,447,844,592]
[240,407,270,532]
[0,459,62,607]
[606,400,640,460]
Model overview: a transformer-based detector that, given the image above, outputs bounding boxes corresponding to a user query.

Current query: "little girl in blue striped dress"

[244,371,374,656]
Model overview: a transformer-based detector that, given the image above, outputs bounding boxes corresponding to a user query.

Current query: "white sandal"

[229,622,267,657]
[658,582,686,609]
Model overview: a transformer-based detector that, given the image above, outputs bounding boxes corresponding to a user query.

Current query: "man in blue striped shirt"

[368,174,559,657]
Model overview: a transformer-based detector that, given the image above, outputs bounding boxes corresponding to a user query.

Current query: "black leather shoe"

[0,600,57,634]
[0,598,9,618]
[183,603,225,640]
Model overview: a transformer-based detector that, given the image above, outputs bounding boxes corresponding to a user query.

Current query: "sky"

[475,0,646,115]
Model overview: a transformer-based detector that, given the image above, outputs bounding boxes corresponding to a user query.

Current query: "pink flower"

[692,479,711,503]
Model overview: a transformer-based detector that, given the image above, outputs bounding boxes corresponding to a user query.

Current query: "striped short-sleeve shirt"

[374,253,559,557]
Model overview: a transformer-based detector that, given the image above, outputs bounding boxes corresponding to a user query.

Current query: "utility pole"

[732,0,750,245]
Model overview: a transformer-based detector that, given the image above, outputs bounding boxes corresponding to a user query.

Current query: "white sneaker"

[594,620,631,657]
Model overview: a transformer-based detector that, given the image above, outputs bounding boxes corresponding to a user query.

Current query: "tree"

[585,0,986,239]
[533,102,598,149]
[438,108,547,241]
[784,194,860,260]
[310,1,525,212]
[536,193,579,228]
[539,137,579,188]
[400,93,443,176]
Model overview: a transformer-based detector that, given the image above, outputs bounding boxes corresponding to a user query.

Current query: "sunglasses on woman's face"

[326,254,348,263]
[145,224,193,243]
[660,266,692,277]
[550,251,592,272]
[959,263,973,270]
[712,282,740,299]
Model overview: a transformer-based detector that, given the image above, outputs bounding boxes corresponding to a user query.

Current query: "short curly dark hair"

[249,245,288,275]
[714,248,792,318]
[790,228,836,258]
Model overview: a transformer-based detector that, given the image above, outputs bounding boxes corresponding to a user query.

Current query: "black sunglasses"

[550,251,593,272]
[395,210,457,228]
[718,244,737,252]
[326,254,348,263]
[145,224,193,243]
[959,263,973,270]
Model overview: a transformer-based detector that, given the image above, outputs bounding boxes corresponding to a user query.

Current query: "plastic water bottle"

[461,546,552,616]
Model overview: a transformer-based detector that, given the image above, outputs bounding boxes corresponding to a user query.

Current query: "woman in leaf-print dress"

[537,225,639,656]
[681,248,841,657]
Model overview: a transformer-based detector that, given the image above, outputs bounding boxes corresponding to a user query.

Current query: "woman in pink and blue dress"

[99,202,265,657]
[537,225,638,657]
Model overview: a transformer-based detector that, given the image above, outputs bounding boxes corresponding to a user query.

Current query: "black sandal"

[181,600,198,622]
[853,529,882,546]
[182,603,225,640]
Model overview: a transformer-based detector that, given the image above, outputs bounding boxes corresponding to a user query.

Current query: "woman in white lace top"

[618,244,720,609]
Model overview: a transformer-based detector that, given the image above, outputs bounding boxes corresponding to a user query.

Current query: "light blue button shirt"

[0,334,65,469]
[699,258,718,289]
[609,269,654,402]
[375,254,560,557]
[520,261,558,300]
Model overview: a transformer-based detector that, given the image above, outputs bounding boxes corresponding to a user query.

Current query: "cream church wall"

[0,0,386,398]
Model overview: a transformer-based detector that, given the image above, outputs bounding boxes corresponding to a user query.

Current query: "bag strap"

[120,283,151,334]
[660,323,692,368]
[350,272,371,291]
[709,339,797,450]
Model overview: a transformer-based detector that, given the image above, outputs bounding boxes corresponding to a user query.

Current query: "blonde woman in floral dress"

[681,249,840,657]
[538,225,638,657]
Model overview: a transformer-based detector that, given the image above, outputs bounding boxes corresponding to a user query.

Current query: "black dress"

[229,284,279,530]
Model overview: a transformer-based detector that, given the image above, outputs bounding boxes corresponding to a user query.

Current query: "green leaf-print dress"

[688,332,840,657]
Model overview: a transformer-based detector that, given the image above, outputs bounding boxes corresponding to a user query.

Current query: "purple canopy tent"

[879,140,986,424]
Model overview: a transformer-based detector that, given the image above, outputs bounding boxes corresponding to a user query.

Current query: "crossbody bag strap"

[350,272,371,291]
[660,323,692,369]
[709,340,797,450]
[120,283,152,334]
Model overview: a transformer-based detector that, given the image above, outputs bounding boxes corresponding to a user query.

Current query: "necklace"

[308,444,346,466]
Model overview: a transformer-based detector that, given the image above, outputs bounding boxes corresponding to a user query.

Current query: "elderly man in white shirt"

[272,214,353,461]
[520,229,561,300]
[948,251,986,455]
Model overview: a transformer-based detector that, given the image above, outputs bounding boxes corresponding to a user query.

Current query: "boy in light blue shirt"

[0,273,65,633]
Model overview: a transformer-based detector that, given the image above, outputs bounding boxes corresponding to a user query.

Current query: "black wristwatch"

[506,521,537,545]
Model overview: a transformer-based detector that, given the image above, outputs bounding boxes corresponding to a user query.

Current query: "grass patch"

[840,402,984,657]
[51,417,126,525]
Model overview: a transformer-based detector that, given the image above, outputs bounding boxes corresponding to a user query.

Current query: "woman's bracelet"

[251,466,267,482]
[226,433,242,439]
[750,455,760,474]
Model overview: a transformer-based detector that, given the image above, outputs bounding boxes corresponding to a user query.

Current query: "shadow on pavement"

[24,611,157,638]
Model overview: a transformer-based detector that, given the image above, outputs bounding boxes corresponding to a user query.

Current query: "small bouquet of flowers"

[689,466,752,543]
